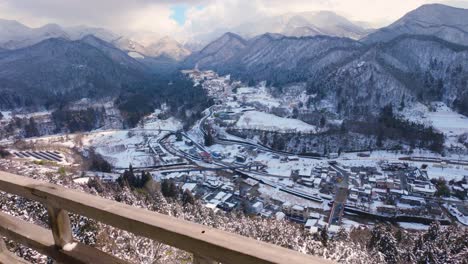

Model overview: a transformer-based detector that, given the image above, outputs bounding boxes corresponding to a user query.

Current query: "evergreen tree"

[320,225,329,247]
[140,171,152,188]
[320,116,326,128]
[25,117,40,138]
[368,224,399,264]
[182,189,195,205]
[204,128,214,147]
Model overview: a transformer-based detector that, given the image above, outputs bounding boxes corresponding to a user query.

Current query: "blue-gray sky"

[0,0,467,41]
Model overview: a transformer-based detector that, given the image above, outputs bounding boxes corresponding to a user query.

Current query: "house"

[181,183,197,193]
[377,205,397,215]
[199,152,212,162]
[309,212,320,219]
[240,178,260,197]
[328,225,341,234]
[290,205,306,220]
[275,212,286,221]
[250,201,264,215]
[409,183,436,197]
[313,178,322,188]
[305,219,317,229]
[400,195,425,206]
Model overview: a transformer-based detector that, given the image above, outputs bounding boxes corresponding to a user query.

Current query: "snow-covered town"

[2,69,467,236]
[2,2,468,263]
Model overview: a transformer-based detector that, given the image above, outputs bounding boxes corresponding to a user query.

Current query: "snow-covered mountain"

[144,36,191,60]
[185,32,468,118]
[0,19,191,60]
[0,36,149,109]
[66,25,120,43]
[184,10,373,48]
[234,11,372,39]
[363,4,468,45]
[0,19,69,49]
[184,32,248,69]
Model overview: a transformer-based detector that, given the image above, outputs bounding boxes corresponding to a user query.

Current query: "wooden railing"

[0,171,331,264]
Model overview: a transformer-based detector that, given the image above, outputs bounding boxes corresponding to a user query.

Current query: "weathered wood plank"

[47,207,73,247]
[193,255,218,264]
[0,171,332,264]
[0,211,128,264]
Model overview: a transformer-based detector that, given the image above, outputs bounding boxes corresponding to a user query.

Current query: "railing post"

[0,240,6,254]
[193,254,217,264]
[47,207,73,248]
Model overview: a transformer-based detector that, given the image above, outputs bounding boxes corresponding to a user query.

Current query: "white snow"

[235,111,317,133]
[128,51,144,59]
[401,102,468,147]
[141,116,182,131]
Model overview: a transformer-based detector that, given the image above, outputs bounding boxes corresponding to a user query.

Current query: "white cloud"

[0,0,467,42]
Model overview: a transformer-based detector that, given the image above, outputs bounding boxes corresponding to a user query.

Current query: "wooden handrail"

[0,171,332,264]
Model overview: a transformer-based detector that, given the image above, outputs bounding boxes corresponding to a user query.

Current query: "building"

[250,201,264,215]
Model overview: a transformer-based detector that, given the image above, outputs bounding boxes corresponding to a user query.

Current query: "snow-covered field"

[401,102,468,147]
[140,116,182,131]
[82,130,154,168]
[236,86,282,108]
[235,111,318,133]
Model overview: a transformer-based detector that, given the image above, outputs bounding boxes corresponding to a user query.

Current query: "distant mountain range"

[233,11,373,39]
[188,11,374,48]
[0,35,149,109]
[185,4,468,117]
[363,4,468,45]
[0,4,467,118]
[0,19,191,61]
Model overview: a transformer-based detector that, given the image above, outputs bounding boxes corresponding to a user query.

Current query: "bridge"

[0,171,330,264]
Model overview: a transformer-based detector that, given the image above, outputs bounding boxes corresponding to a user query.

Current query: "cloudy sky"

[1,0,467,41]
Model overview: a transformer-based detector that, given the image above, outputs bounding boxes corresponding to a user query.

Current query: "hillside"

[0,37,149,110]
[363,4,468,45]
[184,13,468,117]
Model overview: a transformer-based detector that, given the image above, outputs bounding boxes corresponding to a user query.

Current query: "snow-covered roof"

[305,219,317,228]
[292,205,304,211]
[182,183,197,192]
[275,212,286,220]
[309,212,320,219]
[328,225,340,233]
[252,201,263,209]
[242,178,259,186]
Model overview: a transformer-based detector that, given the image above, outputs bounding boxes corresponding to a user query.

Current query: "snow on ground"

[235,111,318,133]
[128,51,144,59]
[425,103,468,136]
[83,130,151,168]
[141,116,182,131]
[401,102,468,147]
[0,111,12,121]
[236,86,282,109]
[13,110,53,119]
[255,153,325,177]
